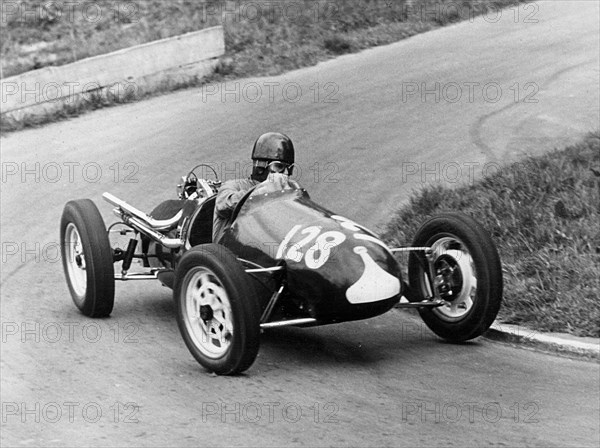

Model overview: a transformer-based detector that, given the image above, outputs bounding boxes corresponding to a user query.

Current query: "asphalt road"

[1,1,599,446]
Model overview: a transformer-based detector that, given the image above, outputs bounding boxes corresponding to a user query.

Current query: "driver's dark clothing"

[212,178,259,243]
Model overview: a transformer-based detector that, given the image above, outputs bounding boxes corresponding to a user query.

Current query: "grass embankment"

[382,133,600,337]
[1,0,528,131]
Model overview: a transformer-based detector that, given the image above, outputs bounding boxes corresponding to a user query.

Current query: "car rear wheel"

[408,213,503,342]
[174,244,261,375]
[60,199,115,317]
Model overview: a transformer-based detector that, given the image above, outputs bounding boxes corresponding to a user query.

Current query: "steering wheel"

[187,163,219,181]
[183,164,221,199]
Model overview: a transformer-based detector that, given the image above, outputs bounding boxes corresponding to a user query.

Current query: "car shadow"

[260,325,382,366]
[107,291,483,374]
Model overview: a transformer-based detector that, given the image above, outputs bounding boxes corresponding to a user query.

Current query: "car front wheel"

[174,244,261,375]
[408,213,503,342]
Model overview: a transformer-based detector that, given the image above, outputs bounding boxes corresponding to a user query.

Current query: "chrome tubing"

[115,213,183,249]
[102,192,182,230]
[390,247,432,253]
[260,318,317,329]
[115,268,171,281]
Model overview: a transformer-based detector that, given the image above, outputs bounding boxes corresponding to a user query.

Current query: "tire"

[408,213,503,342]
[174,244,261,375]
[60,199,115,317]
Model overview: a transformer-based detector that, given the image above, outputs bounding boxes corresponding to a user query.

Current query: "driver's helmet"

[251,132,295,179]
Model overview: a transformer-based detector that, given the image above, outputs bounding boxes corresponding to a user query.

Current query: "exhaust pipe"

[102,192,182,230]
[102,193,184,249]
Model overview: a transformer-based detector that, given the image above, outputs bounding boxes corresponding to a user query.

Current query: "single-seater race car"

[60,164,503,375]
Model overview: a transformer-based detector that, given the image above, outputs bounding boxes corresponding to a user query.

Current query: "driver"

[212,132,295,243]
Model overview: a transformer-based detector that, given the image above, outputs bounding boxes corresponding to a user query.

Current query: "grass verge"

[382,133,600,337]
[1,0,529,132]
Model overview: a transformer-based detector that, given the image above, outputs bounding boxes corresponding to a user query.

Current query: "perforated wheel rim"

[64,223,87,300]
[182,267,234,359]
[427,236,478,321]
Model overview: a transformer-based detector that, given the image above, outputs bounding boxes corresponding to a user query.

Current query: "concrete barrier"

[1,26,225,114]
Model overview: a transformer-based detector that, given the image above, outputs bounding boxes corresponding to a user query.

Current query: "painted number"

[277,225,346,269]
[331,215,362,231]
[287,226,321,262]
[305,231,346,269]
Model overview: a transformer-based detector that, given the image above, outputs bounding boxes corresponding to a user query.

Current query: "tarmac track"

[1,1,599,446]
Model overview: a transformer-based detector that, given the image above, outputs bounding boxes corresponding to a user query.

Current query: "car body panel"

[219,185,403,322]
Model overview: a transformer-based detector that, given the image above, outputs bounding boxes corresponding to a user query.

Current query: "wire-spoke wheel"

[60,199,115,317]
[174,244,260,375]
[408,213,503,342]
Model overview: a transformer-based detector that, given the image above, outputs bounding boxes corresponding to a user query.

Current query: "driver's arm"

[214,179,257,219]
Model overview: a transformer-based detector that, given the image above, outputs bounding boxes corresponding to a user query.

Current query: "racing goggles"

[254,160,293,174]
